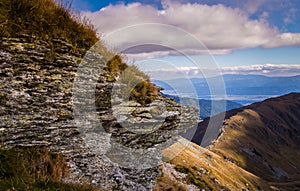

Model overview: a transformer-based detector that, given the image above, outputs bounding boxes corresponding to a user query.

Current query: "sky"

[71,0,300,78]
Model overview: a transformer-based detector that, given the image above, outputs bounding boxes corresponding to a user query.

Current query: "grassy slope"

[211,93,300,190]
[156,93,300,191]
[155,138,271,191]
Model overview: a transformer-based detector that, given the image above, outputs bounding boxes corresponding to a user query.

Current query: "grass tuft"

[106,56,159,105]
[0,147,97,191]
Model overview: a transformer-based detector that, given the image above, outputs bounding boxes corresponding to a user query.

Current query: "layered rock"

[0,35,198,190]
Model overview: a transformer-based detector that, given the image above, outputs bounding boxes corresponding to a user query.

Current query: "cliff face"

[0,35,81,150]
[0,35,198,190]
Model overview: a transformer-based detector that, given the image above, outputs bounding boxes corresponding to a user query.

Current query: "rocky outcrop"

[0,35,198,190]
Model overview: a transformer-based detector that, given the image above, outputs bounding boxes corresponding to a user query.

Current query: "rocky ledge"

[0,35,198,190]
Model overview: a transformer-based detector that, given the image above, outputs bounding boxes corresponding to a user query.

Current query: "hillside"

[155,138,271,191]
[193,93,300,190]
[0,0,98,49]
[156,93,300,191]
[209,93,300,190]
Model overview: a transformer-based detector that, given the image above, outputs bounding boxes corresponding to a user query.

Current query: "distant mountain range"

[156,93,300,191]
[153,74,300,105]
[161,92,242,119]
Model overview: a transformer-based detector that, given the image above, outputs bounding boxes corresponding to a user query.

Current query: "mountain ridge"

[193,92,300,190]
[155,92,300,191]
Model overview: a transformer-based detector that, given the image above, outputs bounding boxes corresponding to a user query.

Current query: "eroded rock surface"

[0,35,198,190]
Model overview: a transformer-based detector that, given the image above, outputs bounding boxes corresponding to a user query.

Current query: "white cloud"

[145,64,300,79]
[83,1,300,57]
[264,33,300,48]
[243,0,268,14]
[221,64,300,76]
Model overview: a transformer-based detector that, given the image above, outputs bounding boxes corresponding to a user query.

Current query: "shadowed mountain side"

[190,92,300,190]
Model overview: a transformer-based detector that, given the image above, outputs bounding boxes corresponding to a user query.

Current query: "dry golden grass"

[201,93,300,190]
[0,0,98,49]
[154,165,188,191]
[0,147,98,191]
[155,138,271,191]
[108,56,159,105]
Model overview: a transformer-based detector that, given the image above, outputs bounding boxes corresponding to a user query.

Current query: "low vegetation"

[107,55,128,74]
[0,0,98,49]
[175,165,212,191]
[0,147,96,191]
[107,55,159,105]
[156,139,272,191]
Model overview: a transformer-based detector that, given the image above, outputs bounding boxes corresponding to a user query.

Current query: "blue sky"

[72,0,300,32]
[71,0,300,77]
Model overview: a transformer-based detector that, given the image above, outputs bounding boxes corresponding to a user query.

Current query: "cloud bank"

[84,1,300,57]
[145,64,300,79]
